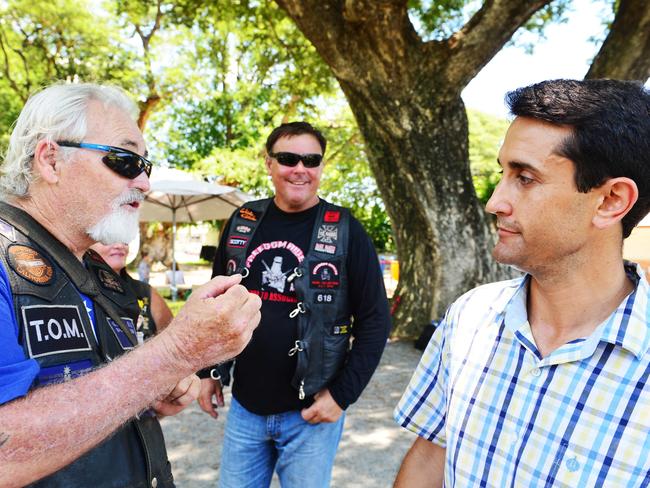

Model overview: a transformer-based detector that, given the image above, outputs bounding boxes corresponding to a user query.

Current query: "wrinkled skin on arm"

[0,274,261,488]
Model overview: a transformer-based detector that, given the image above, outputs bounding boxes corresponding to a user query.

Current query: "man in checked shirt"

[394,79,650,487]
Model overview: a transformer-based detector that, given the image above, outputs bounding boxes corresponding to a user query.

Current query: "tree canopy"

[1,0,648,336]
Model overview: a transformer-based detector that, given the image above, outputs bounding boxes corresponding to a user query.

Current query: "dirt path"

[160,340,423,487]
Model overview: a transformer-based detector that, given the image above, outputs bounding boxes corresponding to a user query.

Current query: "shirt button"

[151,477,158,488]
[566,457,580,472]
[531,368,542,377]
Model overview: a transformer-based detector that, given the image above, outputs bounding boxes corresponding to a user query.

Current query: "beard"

[87,189,144,245]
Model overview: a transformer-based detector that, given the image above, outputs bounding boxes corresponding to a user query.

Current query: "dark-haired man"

[198,122,391,487]
[394,79,650,487]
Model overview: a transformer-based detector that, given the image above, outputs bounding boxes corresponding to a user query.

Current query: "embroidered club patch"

[22,305,91,358]
[314,292,335,304]
[37,359,93,385]
[8,244,54,285]
[0,219,16,242]
[239,208,257,221]
[314,242,336,255]
[317,224,338,244]
[324,211,340,223]
[236,225,252,234]
[310,261,340,289]
[97,269,124,293]
[107,317,137,350]
[228,236,249,248]
[332,324,350,335]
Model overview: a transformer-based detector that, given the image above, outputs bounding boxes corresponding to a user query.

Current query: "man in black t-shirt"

[198,122,391,488]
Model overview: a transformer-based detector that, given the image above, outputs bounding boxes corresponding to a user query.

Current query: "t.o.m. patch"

[107,317,137,350]
[22,305,91,358]
[310,261,340,289]
[97,269,124,293]
[8,244,54,286]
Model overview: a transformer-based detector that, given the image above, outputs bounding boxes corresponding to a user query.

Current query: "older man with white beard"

[0,82,261,488]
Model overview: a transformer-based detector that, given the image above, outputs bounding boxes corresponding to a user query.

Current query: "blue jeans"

[218,396,345,488]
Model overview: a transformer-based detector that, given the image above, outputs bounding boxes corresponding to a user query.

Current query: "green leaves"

[468,109,509,204]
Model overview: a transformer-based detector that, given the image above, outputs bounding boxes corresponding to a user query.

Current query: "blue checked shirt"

[395,262,650,487]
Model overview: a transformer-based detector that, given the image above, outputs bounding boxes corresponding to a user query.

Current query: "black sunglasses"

[269,152,323,168]
[56,141,152,179]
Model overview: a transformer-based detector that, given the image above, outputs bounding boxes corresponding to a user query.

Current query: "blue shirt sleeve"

[0,260,39,404]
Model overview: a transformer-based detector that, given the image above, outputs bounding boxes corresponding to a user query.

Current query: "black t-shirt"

[213,199,391,415]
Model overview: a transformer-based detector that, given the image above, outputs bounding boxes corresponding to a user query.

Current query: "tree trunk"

[586,0,650,81]
[274,0,543,337]
[276,0,650,337]
[137,222,173,268]
[340,82,510,336]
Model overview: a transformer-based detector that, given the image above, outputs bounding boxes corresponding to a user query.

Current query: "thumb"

[196,274,242,299]
[301,404,316,422]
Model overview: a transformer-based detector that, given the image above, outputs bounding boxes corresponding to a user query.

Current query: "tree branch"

[0,29,26,102]
[586,0,650,80]
[443,0,552,90]
[275,0,420,83]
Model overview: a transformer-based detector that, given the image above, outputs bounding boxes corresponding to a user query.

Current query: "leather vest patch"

[97,268,124,293]
[0,218,16,241]
[310,261,340,289]
[38,359,94,385]
[107,317,137,350]
[21,304,91,358]
[239,207,258,221]
[228,236,249,248]
[8,244,55,285]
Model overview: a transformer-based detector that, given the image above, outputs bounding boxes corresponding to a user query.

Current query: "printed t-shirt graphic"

[244,239,304,303]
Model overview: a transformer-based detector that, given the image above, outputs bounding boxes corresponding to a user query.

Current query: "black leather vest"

[0,202,174,488]
[223,199,351,399]
[120,270,157,340]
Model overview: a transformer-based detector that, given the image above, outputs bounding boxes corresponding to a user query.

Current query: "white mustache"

[113,189,145,208]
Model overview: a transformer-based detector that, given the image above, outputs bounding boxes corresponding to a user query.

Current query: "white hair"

[0,82,138,199]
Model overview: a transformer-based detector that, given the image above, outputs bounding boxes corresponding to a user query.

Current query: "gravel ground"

[160,340,423,487]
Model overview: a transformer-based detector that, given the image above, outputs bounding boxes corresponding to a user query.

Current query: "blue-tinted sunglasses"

[57,141,152,179]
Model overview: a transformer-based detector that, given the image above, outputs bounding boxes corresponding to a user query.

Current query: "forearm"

[0,332,191,487]
[394,437,445,487]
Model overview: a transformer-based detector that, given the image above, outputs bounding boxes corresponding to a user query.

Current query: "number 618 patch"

[314,292,335,304]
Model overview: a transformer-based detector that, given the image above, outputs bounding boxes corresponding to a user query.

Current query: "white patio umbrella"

[139,168,253,298]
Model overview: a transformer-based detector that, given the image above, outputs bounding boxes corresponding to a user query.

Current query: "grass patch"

[165,298,186,316]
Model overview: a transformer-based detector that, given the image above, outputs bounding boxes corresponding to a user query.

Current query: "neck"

[527,248,632,357]
[13,197,91,260]
[273,195,320,213]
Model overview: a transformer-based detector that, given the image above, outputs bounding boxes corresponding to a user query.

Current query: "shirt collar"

[500,262,650,360]
[597,261,650,359]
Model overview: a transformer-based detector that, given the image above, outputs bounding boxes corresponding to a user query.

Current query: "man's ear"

[264,155,273,175]
[32,140,60,184]
[592,177,639,230]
